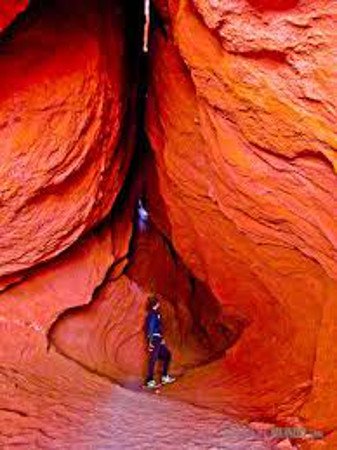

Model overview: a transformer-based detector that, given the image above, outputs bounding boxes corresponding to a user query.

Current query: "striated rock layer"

[50,220,244,385]
[0,0,336,447]
[146,0,337,436]
[0,0,134,282]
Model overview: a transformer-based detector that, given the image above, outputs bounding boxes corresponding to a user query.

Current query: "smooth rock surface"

[147,0,337,436]
[0,220,127,366]
[0,0,133,280]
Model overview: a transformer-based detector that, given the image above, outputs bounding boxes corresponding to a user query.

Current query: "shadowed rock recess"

[0,0,336,448]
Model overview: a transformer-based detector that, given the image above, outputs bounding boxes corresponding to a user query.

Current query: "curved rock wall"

[0,0,133,281]
[0,0,336,446]
[147,0,337,431]
[50,220,238,385]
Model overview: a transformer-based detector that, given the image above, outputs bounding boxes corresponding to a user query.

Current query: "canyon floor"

[0,349,278,449]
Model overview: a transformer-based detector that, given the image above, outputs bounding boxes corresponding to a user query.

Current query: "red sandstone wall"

[0,0,336,446]
[0,1,138,441]
[50,221,233,384]
[0,0,133,283]
[147,0,337,433]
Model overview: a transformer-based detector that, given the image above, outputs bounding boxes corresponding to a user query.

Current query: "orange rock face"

[0,1,28,31]
[0,0,133,280]
[1,0,336,446]
[0,213,138,447]
[50,221,239,384]
[0,223,118,366]
[147,0,337,433]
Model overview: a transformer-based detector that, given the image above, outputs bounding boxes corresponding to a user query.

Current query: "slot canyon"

[0,0,336,448]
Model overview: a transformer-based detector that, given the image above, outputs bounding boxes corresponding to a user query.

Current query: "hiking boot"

[161,374,176,385]
[145,379,159,389]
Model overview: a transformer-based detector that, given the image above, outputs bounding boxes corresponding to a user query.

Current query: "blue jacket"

[146,309,163,342]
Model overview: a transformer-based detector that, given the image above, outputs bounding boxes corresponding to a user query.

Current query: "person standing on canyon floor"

[145,296,176,389]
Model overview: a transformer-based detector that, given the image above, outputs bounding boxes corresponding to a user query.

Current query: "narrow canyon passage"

[1,0,337,449]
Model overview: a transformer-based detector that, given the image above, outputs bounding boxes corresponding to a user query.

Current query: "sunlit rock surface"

[147,0,337,436]
[0,1,28,31]
[0,0,133,281]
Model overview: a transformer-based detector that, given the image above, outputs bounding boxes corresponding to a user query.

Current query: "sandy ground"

[0,349,277,449]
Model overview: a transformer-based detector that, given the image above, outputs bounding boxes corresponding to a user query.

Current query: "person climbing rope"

[145,295,176,389]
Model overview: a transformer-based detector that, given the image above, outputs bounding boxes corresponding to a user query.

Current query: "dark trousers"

[146,337,172,382]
